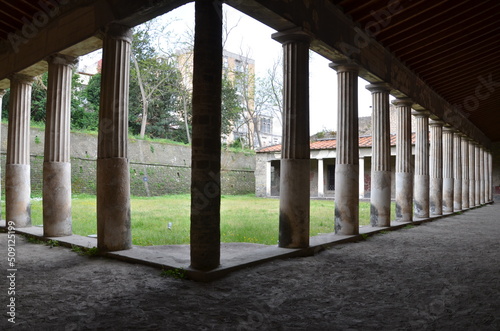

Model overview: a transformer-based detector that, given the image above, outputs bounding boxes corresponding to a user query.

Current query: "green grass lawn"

[27,194,395,246]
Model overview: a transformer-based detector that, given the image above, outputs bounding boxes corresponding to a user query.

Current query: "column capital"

[272,27,312,44]
[0,89,6,97]
[46,53,79,67]
[429,119,444,127]
[365,82,391,93]
[9,73,35,85]
[443,125,456,133]
[411,109,430,117]
[102,23,133,43]
[392,97,413,107]
[329,60,359,73]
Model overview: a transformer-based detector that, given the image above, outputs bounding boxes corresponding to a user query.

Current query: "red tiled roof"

[257,133,417,153]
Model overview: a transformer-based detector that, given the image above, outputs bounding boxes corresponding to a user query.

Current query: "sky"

[80,2,375,135]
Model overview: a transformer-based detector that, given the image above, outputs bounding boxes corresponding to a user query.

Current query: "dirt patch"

[2,204,500,330]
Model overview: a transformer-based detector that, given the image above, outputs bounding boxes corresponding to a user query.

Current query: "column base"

[335,164,359,235]
[97,157,131,251]
[43,162,72,237]
[279,159,310,248]
[6,164,31,228]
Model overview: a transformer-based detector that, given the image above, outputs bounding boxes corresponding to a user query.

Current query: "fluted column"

[480,147,485,204]
[469,141,476,207]
[359,157,365,198]
[488,151,493,202]
[393,98,413,222]
[43,54,77,237]
[461,137,470,209]
[273,29,311,248]
[367,83,391,227]
[6,74,34,228]
[330,61,359,235]
[453,132,462,211]
[412,110,430,218]
[190,0,223,270]
[474,144,481,206]
[0,89,5,220]
[442,126,454,213]
[429,119,443,216]
[97,24,132,251]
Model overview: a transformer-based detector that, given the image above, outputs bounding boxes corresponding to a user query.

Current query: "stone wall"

[0,124,255,197]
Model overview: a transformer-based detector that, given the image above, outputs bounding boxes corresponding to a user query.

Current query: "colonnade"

[0,0,494,272]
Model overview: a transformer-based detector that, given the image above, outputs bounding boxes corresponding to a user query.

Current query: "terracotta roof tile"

[257,133,417,153]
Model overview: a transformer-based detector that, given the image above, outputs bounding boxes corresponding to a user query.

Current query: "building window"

[327,164,335,190]
[260,117,272,134]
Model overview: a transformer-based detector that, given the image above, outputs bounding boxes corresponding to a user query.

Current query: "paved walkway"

[1,203,499,330]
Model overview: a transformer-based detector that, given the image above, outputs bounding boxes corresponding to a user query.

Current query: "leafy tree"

[31,73,48,123]
[71,72,99,131]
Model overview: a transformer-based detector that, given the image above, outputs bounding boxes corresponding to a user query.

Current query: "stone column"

[461,137,470,209]
[359,157,365,198]
[330,61,359,235]
[429,119,443,216]
[488,151,493,202]
[412,110,430,218]
[6,74,34,228]
[273,28,311,248]
[318,159,325,197]
[0,89,5,220]
[469,141,476,207]
[453,132,462,211]
[480,147,485,204]
[474,144,481,206]
[265,161,272,197]
[190,0,223,270]
[367,83,391,227]
[393,98,413,222]
[43,54,77,237]
[97,24,132,251]
[442,126,454,213]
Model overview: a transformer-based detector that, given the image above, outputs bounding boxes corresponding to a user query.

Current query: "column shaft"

[6,74,34,228]
[474,144,481,206]
[429,120,443,215]
[480,147,485,204]
[359,157,365,198]
[318,159,325,197]
[190,0,223,270]
[43,54,77,237]
[273,29,311,248]
[442,127,454,213]
[394,98,413,222]
[265,161,272,197]
[469,142,476,207]
[97,24,132,251]
[330,62,359,235]
[367,83,391,227]
[453,133,462,210]
[413,110,430,218]
[461,137,470,209]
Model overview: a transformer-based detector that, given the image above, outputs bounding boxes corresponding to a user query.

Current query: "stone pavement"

[1,203,499,330]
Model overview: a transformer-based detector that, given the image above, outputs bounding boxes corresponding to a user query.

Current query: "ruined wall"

[0,124,255,197]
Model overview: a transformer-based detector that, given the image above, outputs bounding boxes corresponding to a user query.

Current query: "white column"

[6,74,34,228]
[480,147,485,204]
[474,144,481,206]
[273,28,311,248]
[43,54,77,237]
[394,98,413,222]
[265,161,272,197]
[97,24,132,251]
[359,157,365,198]
[429,119,443,216]
[367,83,392,227]
[453,132,462,211]
[469,141,476,207]
[0,89,5,220]
[412,110,430,218]
[442,126,454,213]
[461,137,470,209]
[330,61,359,235]
[318,158,325,197]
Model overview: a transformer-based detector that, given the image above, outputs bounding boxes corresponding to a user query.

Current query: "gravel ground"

[1,203,500,330]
